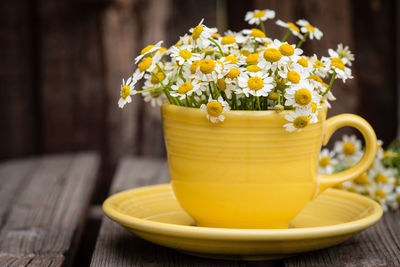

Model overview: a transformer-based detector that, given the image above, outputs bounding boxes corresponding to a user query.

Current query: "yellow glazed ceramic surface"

[103,184,383,260]
[161,104,377,229]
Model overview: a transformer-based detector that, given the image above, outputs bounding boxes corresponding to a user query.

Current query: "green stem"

[163,88,174,105]
[322,72,336,97]
[256,96,261,110]
[232,93,237,110]
[209,83,214,99]
[253,41,259,53]
[220,91,231,106]
[296,32,309,48]
[260,20,266,33]
[208,38,225,57]
[281,30,291,42]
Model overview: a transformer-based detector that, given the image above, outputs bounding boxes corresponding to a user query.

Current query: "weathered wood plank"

[283,210,400,266]
[0,153,100,267]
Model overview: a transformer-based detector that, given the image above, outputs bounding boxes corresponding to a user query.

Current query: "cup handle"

[316,114,377,196]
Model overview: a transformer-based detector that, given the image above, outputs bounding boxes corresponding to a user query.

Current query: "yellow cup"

[161,103,377,229]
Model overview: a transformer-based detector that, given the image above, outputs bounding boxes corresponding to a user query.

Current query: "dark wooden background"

[1,0,399,185]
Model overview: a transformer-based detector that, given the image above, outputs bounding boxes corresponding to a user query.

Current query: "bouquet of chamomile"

[320,136,400,212]
[119,9,354,132]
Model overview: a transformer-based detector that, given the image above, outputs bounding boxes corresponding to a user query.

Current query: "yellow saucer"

[103,184,382,260]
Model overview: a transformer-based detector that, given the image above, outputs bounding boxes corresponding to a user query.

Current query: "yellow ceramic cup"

[162,103,377,229]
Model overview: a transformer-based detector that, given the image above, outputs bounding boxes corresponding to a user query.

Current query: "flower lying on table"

[320,135,400,212]
[119,8,354,132]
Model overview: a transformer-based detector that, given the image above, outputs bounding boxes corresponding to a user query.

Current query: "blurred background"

[1,0,399,185]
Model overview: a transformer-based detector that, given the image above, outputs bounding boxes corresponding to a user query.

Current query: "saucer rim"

[103,184,382,241]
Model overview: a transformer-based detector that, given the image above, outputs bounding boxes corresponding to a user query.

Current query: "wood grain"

[0,153,100,267]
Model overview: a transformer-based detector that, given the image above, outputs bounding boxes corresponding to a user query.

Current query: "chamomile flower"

[219,35,238,50]
[237,72,274,97]
[200,96,230,123]
[135,41,163,64]
[328,57,353,82]
[284,106,314,132]
[278,64,309,85]
[169,45,201,65]
[189,19,217,49]
[195,59,224,82]
[118,74,140,108]
[242,28,270,43]
[387,187,400,210]
[310,55,329,77]
[285,80,321,107]
[296,19,323,40]
[318,148,338,174]
[278,42,303,62]
[224,30,248,44]
[275,20,303,39]
[137,52,162,75]
[143,90,164,107]
[334,135,363,163]
[245,9,275,25]
[170,79,201,100]
[335,43,355,66]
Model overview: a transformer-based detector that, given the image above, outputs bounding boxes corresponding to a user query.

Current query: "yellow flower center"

[375,173,388,184]
[206,101,223,117]
[305,24,316,33]
[217,78,226,91]
[354,172,369,185]
[150,72,166,84]
[331,58,345,71]
[253,10,266,18]
[179,49,192,60]
[224,55,238,64]
[221,36,236,45]
[297,57,309,67]
[314,60,324,69]
[177,82,194,94]
[279,44,294,56]
[200,59,216,74]
[396,194,400,204]
[121,85,130,99]
[141,45,154,55]
[287,22,300,33]
[246,53,259,64]
[138,57,152,72]
[226,68,240,78]
[211,32,221,39]
[268,92,279,100]
[190,60,201,74]
[319,156,330,167]
[293,116,309,129]
[240,50,251,56]
[287,71,300,84]
[375,189,386,199]
[247,76,264,91]
[247,65,262,72]
[343,142,355,155]
[383,151,392,158]
[249,28,266,38]
[295,89,312,105]
[264,48,282,62]
[308,74,323,83]
[192,25,203,40]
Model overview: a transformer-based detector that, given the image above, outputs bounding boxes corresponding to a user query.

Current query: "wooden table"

[1,155,400,266]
